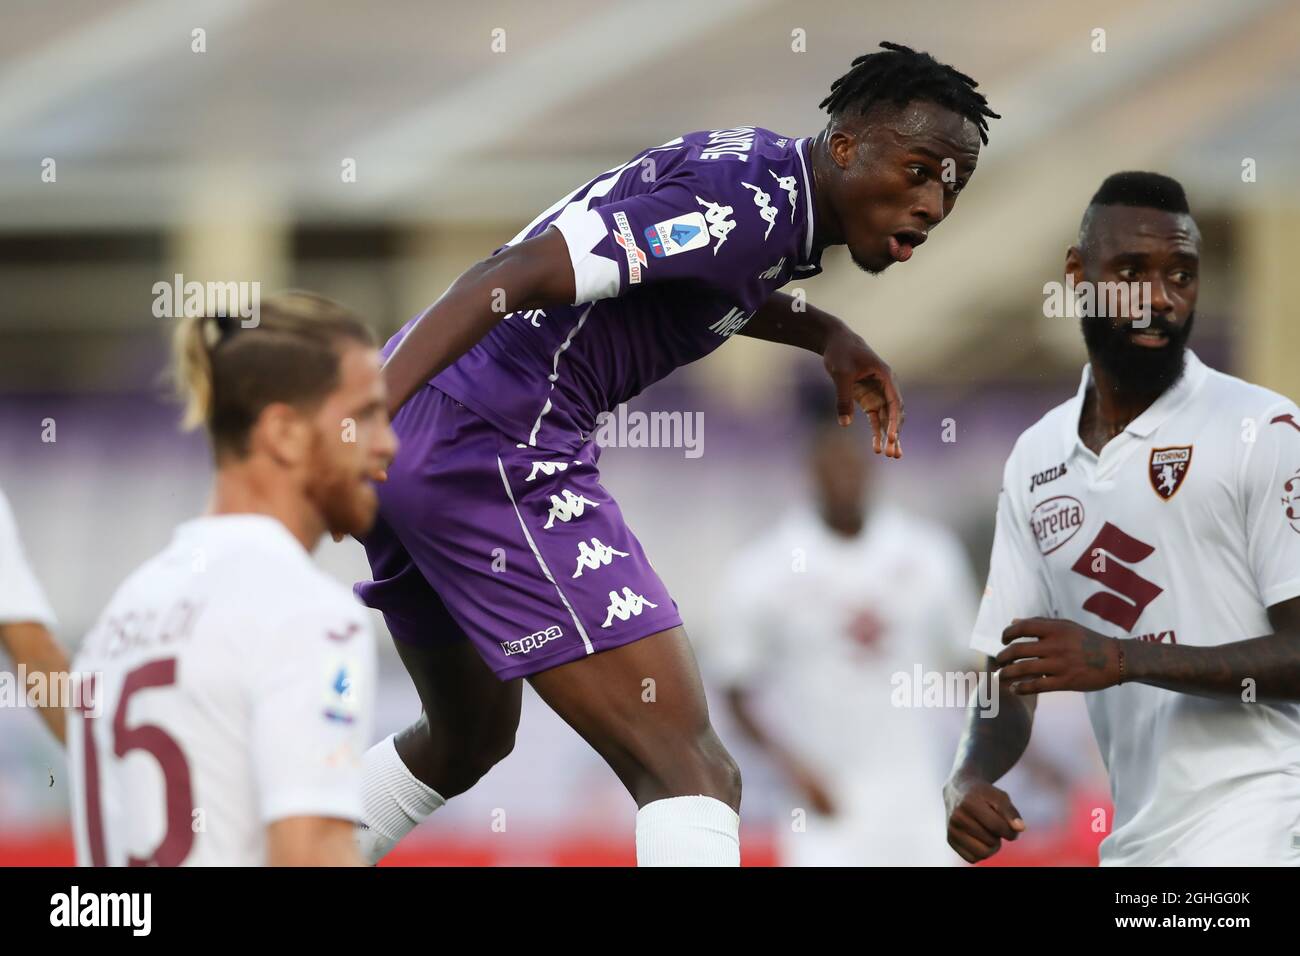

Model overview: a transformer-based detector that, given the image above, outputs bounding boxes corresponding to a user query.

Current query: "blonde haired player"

[67,292,396,866]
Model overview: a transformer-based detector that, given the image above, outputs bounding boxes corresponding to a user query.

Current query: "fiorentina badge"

[1149,446,1192,500]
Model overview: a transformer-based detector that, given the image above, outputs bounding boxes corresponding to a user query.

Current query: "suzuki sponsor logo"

[1070,522,1164,632]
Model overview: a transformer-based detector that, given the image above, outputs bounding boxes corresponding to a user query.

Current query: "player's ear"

[1064,246,1085,287]
[253,402,313,468]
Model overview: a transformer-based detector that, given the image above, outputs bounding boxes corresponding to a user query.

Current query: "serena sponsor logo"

[500,625,562,657]
[1030,496,1085,555]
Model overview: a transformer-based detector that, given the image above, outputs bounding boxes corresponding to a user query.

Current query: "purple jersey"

[421,127,823,453]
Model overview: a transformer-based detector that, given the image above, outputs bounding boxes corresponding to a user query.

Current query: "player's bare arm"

[266,816,362,867]
[0,621,70,743]
[997,599,1300,702]
[740,292,903,457]
[943,657,1033,863]
[724,686,837,816]
[381,227,576,417]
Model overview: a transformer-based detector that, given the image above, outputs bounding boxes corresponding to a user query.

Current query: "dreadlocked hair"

[819,41,999,144]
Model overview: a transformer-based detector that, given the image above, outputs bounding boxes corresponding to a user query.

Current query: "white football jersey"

[0,486,55,627]
[973,351,1300,865]
[67,515,375,867]
[711,504,977,866]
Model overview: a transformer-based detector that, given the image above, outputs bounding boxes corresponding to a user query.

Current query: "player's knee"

[440,722,517,794]
[639,727,741,811]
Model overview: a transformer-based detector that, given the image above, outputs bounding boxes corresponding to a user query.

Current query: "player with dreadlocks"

[353,41,999,866]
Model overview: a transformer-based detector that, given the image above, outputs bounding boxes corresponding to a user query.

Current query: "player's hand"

[943,772,1026,863]
[821,327,904,459]
[995,618,1122,694]
[788,763,838,817]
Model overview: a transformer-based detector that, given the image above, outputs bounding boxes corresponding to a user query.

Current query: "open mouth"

[887,229,928,263]
[1128,327,1170,348]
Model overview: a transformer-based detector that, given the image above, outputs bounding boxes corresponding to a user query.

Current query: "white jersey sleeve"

[1242,402,1300,609]
[971,447,1054,658]
[247,603,375,824]
[0,487,55,627]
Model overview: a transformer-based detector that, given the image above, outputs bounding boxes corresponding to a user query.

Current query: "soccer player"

[710,420,977,866]
[945,172,1300,866]
[0,484,70,742]
[355,42,998,866]
[67,293,397,866]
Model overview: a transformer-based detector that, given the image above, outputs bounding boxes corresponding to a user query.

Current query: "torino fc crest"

[1149,446,1192,500]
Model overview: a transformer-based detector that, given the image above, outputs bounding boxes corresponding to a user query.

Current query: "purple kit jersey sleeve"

[419,127,824,453]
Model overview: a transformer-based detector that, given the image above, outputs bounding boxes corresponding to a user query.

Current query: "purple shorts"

[355,386,683,680]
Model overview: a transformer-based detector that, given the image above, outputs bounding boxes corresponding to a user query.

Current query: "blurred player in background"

[947,173,1300,865]
[353,42,998,866]
[0,485,70,743]
[711,416,976,866]
[67,292,396,866]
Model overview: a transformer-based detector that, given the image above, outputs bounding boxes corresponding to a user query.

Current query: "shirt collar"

[174,513,309,556]
[793,136,819,270]
[1065,349,1208,454]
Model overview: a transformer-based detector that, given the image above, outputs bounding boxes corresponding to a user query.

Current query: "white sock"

[355,733,446,865]
[635,795,740,866]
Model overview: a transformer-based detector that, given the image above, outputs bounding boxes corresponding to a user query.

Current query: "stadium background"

[1,0,1297,865]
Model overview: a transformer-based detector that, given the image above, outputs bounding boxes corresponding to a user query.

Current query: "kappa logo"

[769,169,798,222]
[500,625,563,657]
[601,587,658,628]
[612,210,647,284]
[1070,522,1164,632]
[1149,446,1192,500]
[741,182,777,240]
[526,460,579,482]
[544,489,599,529]
[759,257,786,280]
[695,196,737,254]
[573,537,630,578]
